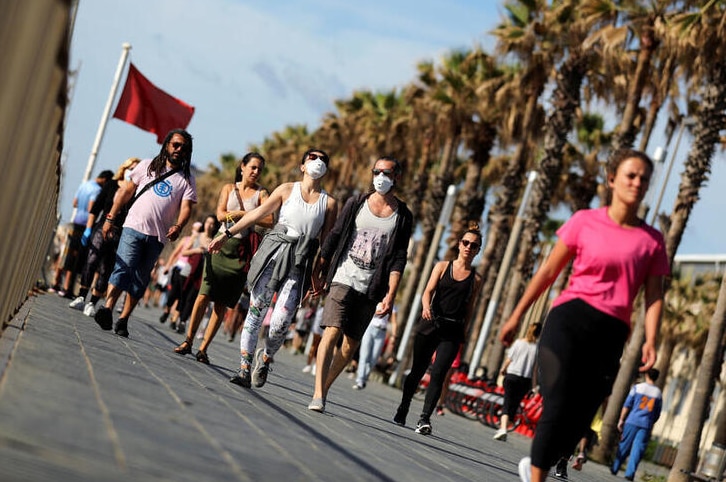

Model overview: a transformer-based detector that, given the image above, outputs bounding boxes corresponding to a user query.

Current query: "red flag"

[113,63,195,143]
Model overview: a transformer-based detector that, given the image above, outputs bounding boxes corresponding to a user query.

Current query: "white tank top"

[223,184,261,239]
[277,182,327,238]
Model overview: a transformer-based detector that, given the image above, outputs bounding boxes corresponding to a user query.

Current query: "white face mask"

[305,159,327,180]
[373,173,394,194]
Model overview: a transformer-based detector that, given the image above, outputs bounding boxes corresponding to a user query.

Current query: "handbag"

[107,167,181,239]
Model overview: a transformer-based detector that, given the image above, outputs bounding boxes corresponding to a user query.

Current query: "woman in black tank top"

[393,222,482,435]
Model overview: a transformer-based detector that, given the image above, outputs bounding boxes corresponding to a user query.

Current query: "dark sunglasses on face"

[171,142,186,149]
[461,239,480,250]
[308,153,327,162]
[372,168,394,177]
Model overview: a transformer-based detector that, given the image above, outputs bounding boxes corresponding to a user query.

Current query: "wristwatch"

[224,227,233,238]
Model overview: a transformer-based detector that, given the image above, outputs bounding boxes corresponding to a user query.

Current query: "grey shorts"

[322,283,378,341]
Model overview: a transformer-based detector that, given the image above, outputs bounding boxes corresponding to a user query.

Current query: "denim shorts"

[108,228,164,299]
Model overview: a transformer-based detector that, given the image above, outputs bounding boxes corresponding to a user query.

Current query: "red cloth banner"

[113,63,195,143]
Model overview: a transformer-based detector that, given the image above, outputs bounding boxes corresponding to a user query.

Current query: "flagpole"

[80,42,131,185]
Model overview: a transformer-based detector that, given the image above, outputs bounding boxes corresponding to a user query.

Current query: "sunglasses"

[170,142,186,149]
[372,168,394,177]
[308,153,327,162]
[461,239,480,250]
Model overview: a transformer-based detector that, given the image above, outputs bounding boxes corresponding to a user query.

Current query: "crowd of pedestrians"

[55,133,669,481]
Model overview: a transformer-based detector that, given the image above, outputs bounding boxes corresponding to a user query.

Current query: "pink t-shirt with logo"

[551,207,670,326]
[125,158,197,243]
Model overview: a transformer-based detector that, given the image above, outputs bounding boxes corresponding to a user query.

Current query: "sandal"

[174,338,193,355]
[195,350,210,365]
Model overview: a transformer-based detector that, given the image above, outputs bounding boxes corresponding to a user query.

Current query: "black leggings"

[81,228,118,294]
[502,374,532,418]
[165,268,187,309]
[531,299,628,470]
[401,329,460,420]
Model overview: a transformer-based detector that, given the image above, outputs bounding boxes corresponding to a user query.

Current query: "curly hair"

[148,129,193,179]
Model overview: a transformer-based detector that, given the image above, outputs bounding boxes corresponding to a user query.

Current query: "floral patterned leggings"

[238,261,302,368]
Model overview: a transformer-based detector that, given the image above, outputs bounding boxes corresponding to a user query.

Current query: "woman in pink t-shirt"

[499,148,670,482]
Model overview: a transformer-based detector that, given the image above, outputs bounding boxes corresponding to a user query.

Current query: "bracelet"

[104,218,114,224]
[172,224,181,230]
[105,214,115,220]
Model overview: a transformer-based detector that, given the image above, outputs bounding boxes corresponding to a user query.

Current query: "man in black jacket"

[308,156,413,413]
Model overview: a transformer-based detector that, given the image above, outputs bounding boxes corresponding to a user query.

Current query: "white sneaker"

[518,457,532,482]
[69,296,85,310]
[83,302,97,317]
[493,428,508,441]
[302,364,312,373]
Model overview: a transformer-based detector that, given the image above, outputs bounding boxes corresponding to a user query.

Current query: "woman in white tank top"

[209,148,337,389]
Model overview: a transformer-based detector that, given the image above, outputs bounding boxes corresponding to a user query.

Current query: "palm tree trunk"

[493,50,589,374]
[444,124,495,260]
[464,84,541,367]
[654,337,676,391]
[668,275,726,482]
[590,308,647,464]
[395,132,459,367]
[664,64,726,262]
[638,54,675,153]
[612,22,658,150]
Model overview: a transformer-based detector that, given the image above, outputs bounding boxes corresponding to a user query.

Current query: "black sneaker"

[251,348,271,388]
[94,307,113,331]
[415,418,432,435]
[554,457,568,479]
[114,318,129,338]
[230,366,251,388]
[393,405,408,426]
[159,312,169,324]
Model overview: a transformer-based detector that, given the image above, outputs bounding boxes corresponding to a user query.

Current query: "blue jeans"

[612,423,651,478]
[109,228,164,299]
[356,323,387,385]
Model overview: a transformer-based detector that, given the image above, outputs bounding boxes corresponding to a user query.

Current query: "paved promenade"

[0,292,667,481]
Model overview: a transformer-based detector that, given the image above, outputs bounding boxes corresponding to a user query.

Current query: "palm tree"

[494,0,601,372]
[468,0,561,370]
[655,272,718,390]
[442,49,506,260]
[669,274,726,482]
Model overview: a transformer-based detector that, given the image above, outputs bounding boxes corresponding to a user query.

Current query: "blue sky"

[63,0,725,255]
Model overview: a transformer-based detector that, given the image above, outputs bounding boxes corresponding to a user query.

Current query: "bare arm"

[617,406,630,431]
[208,183,289,253]
[167,199,194,242]
[216,184,235,222]
[379,270,402,316]
[101,181,136,238]
[310,196,339,294]
[640,274,665,371]
[217,184,275,229]
[499,240,574,346]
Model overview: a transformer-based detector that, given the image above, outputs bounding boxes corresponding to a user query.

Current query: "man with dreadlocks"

[94,129,197,338]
